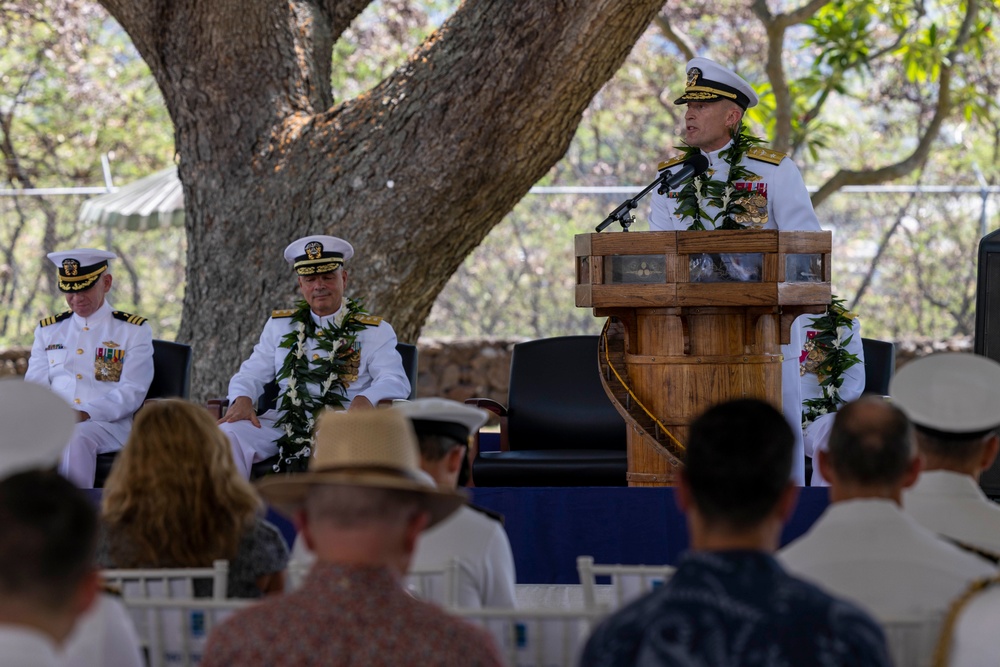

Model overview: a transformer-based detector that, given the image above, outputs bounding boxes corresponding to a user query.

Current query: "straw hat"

[0,379,75,478]
[256,408,465,527]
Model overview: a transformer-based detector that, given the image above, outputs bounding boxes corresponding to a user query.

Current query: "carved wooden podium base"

[577,230,832,487]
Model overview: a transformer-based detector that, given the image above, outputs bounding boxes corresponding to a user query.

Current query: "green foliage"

[4,0,1000,353]
[0,1,177,348]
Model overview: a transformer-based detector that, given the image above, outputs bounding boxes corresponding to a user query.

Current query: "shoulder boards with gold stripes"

[39,311,72,328]
[271,309,296,319]
[746,147,787,165]
[352,313,383,327]
[112,311,148,326]
[657,154,687,171]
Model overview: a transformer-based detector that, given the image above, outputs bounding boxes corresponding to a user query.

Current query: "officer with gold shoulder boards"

[649,59,822,485]
[25,248,154,488]
[218,235,411,478]
[649,58,820,232]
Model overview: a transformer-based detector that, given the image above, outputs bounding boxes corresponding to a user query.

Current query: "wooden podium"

[575,230,832,487]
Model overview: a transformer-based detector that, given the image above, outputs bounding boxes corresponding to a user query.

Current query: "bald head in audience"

[818,397,920,503]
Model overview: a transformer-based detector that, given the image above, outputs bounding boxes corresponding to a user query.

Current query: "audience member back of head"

[580,398,891,667]
[779,397,996,621]
[0,470,99,665]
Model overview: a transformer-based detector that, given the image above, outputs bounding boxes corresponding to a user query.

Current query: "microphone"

[656,154,709,195]
[594,153,710,232]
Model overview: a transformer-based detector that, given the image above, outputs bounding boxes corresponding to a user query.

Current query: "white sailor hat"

[889,352,1000,439]
[674,57,758,110]
[396,398,490,443]
[0,379,75,479]
[283,235,355,276]
[46,248,116,293]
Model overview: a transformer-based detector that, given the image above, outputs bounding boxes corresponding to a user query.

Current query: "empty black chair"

[861,337,896,396]
[94,339,193,487]
[469,335,627,487]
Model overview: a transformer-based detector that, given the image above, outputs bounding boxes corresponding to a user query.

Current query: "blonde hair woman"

[97,399,287,596]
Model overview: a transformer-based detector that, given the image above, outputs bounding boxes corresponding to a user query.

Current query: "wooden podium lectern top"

[575,230,832,486]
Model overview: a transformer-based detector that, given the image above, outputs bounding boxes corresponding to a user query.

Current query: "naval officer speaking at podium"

[649,58,823,484]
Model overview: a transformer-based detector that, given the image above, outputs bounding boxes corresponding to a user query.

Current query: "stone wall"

[0,335,976,402]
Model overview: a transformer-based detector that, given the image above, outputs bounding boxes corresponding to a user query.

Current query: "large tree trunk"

[99,0,666,398]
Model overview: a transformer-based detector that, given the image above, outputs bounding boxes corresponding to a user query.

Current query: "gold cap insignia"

[305,241,323,260]
[62,259,80,276]
[686,67,701,89]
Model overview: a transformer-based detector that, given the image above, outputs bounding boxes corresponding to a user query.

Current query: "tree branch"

[813,0,980,207]
[653,14,695,61]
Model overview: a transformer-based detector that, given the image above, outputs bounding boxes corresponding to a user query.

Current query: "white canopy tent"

[78,166,184,231]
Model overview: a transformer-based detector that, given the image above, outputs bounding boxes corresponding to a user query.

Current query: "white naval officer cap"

[283,235,355,276]
[396,398,490,443]
[46,248,117,293]
[674,57,759,110]
[0,379,76,478]
[889,352,1000,440]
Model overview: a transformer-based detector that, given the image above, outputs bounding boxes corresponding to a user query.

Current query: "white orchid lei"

[800,297,862,428]
[272,297,369,473]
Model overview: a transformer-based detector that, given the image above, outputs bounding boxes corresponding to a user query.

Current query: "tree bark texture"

[98,0,666,398]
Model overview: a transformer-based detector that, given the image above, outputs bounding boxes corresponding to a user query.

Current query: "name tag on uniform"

[45,344,65,350]
[94,347,125,382]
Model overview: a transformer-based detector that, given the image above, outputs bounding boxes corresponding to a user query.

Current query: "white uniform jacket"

[409,505,518,609]
[227,306,411,413]
[649,142,820,231]
[904,470,1000,560]
[24,301,154,445]
[778,498,996,621]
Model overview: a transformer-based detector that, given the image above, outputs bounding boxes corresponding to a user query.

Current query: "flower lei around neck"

[801,297,862,428]
[672,124,767,230]
[272,297,369,473]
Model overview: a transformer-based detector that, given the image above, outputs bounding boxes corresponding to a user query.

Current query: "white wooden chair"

[119,597,257,667]
[101,560,231,667]
[448,605,608,667]
[286,557,460,607]
[576,555,676,611]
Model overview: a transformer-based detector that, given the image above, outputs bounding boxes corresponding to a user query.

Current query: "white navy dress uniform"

[398,398,518,609]
[778,498,996,621]
[648,59,823,484]
[893,353,1000,560]
[220,236,411,478]
[24,249,153,488]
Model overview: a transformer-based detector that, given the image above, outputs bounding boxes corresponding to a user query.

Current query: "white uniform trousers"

[219,411,285,479]
[60,421,124,488]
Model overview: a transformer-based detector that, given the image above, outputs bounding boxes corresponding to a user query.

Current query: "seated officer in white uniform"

[892,353,1000,562]
[398,398,517,609]
[25,249,153,488]
[218,235,411,478]
[779,397,995,621]
[649,58,823,484]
